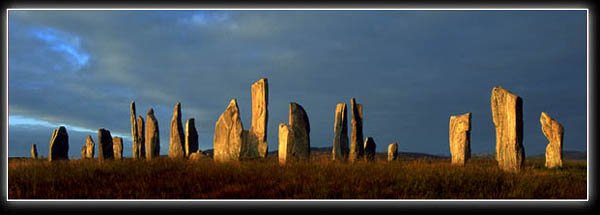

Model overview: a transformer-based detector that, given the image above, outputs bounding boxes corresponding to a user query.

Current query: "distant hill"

[527,150,587,160]
[203,146,447,159]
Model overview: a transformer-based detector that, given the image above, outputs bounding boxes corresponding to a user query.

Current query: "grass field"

[8,154,587,199]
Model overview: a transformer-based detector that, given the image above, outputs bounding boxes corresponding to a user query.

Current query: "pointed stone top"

[187,118,195,123]
[492,86,519,97]
[254,78,268,83]
[57,126,67,132]
[147,108,154,115]
[228,99,238,108]
[540,112,563,129]
[174,102,181,113]
[98,128,108,132]
[350,97,357,104]
[131,100,135,106]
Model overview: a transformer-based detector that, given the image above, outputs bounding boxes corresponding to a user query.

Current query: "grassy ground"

[8,154,587,199]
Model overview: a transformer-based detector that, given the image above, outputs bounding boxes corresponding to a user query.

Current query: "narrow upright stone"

[169,102,185,158]
[113,136,123,160]
[449,112,471,166]
[363,137,376,162]
[249,78,269,158]
[349,98,364,162]
[82,135,95,159]
[332,103,349,161]
[278,123,290,165]
[97,128,114,160]
[540,112,564,168]
[491,86,525,172]
[48,126,69,161]
[136,115,145,159]
[388,143,398,162]
[185,118,199,157]
[130,101,140,159]
[31,144,38,159]
[145,108,160,160]
[278,103,311,165]
[213,99,244,162]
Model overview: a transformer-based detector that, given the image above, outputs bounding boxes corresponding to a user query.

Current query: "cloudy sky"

[7,10,587,158]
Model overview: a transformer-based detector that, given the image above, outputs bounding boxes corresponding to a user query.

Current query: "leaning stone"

[213,99,244,162]
[388,143,398,161]
[491,86,525,172]
[145,108,160,160]
[449,112,471,166]
[332,103,349,161]
[97,128,114,160]
[349,98,364,162]
[169,102,185,158]
[540,112,564,168]
[363,137,376,162]
[185,118,199,157]
[31,144,38,159]
[249,78,269,158]
[48,126,69,161]
[113,136,123,160]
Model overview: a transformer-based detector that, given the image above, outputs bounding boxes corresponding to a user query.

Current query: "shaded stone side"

[185,118,199,157]
[48,126,69,161]
[97,128,114,160]
[363,137,376,162]
[332,103,349,161]
[137,115,145,159]
[449,112,471,166]
[31,144,38,159]
[145,108,160,160]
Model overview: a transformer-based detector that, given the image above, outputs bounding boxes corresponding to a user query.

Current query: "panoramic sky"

[7,10,587,158]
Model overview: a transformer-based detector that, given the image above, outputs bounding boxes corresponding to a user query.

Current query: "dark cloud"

[8,10,587,158]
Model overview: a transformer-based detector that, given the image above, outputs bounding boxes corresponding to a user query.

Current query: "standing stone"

[97,128,114,160]
[491,86,525,172]
[81,135,95,159]
[388,143,398,162]
[249,78,269,158]
[363,137,376,162]
[349,98,364,162]
[188,150,209,160]
[137,115,145,159]
[113,137,123,160]
[31,144,38,159]
[169,102,185,158]
[145,108,160,160]
[540,112,564,168]
[185,118,199,157]
[130,101,140,159]
[213,99,245,162]
[449,112,471,166]
[332,103,349,161]
[278,103,311,165]
[48,126,69,161]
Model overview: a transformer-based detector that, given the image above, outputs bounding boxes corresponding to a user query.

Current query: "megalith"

[145,108,160,160]
[213,99,245,162]
[97,128,113,160]
[185,118,199,157]
[363,137,376,162]
[349,98,364,162]
[332,103,349,161]
[449,112,471,166]
[278,102,310,165]
[48,126,69,161]
[388,143,398,162]
[169,102,185,158]
[113,136,123,160]
[540,112,564,168]
[491,86,525,172]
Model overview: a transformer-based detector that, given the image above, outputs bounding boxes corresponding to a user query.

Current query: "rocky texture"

[113,137,123,160]
[248,78,269,158]
[97,128,114,160]
[388,143,398,161]
[332,103,349,161]
[136,116,145,159]
[449,112,471,166]
[31,144,38,159]
[349,98,364,162]
[213,99,244,162]
[130,101,142,159]
[81,135,95,159]
[145,108,160,160]
[278,103,311,165]
[169,102,185,158]
[48,126,69,161]
[363,137,376,161]
[540,112,564,168]
[185,118,199,157]
[491,86,525,172]
[189,150,210,160]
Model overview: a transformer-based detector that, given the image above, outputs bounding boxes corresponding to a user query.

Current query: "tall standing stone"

[540,112,564,168]
[363,137,376,162]
[278,102,311,165]
[185,118,199,157]
[491,86,524,172]
[349,98,364,162]
[213,99,245,162]
[145,108,160,160]
[81,135,95,159]
[449,112,471,166]
[137,115,145,159]
[97,128,114,160]
[113,136,123,160]
[388,143,398,162]
[249,78,269,158]
[48,126,69,161]
[31,144,38,159]
[169,102,185,158]
[332,103,349,161]
[130,101,141,159]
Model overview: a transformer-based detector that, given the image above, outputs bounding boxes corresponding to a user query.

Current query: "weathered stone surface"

[363,137,376,161]
[130,101,141,159]
[97,128,114,160]
[49,126,69,161]
[169,102,185,158]
[491,86,524,172]
[185,118,199,157]
[82,135,95,159]
[213,99,244,162]
[388,143,398,162]
[278,103,311,165]
[136,115,145,159]
[113,137,123,160]
[540,112,564,168]
[349,98,364,162]
[332,103,349,161]
[449,112,471,166]
[189,150,210,160]
[31,144,38,159]
[145,108,160,160]
[249,78,269,158]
